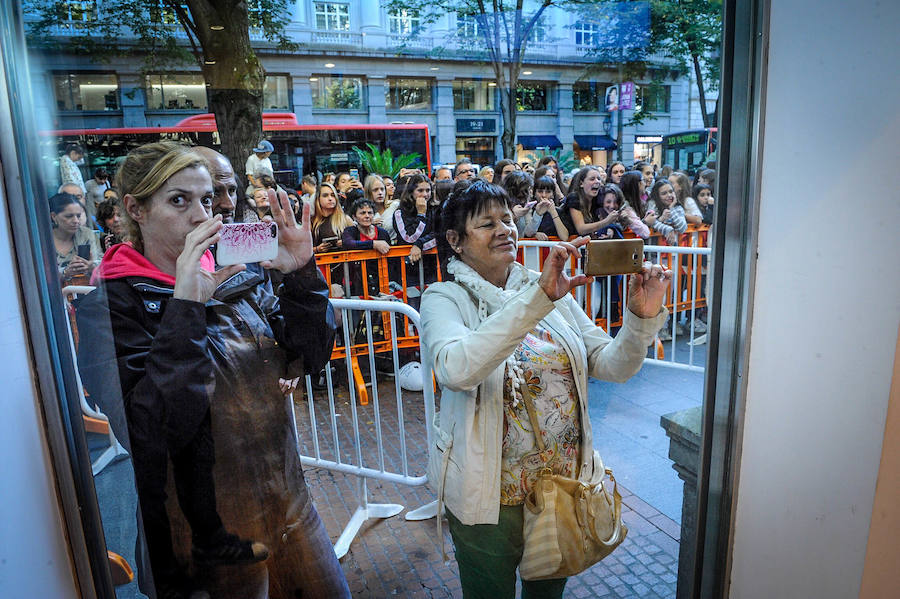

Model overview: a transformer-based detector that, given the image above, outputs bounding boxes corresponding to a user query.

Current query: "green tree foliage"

[352,143,422,179]
[28,0,297,181]
[524,148,579,172]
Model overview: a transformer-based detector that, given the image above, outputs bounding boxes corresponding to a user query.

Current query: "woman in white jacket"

[420,179,671,599]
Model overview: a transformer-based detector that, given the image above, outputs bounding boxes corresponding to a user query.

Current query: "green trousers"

[446,505,567,599]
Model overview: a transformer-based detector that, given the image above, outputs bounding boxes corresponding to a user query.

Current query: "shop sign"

[329,152,349,162]
[457,118,496,133]
[636,135,663,143]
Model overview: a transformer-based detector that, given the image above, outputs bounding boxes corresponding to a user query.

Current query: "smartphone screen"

[76,244,91,260]
[217,222,279,265]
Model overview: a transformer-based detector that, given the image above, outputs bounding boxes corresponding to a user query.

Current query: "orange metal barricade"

[313,225,710,403]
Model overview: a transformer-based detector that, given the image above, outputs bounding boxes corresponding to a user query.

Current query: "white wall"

[729,1,900,597]
[0,169,79,595]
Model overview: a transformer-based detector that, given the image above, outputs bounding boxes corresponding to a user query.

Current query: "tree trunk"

[691,51,709,129]
[190,1,266,186]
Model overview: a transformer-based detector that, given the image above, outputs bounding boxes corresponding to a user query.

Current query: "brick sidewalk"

[296,374,681,599]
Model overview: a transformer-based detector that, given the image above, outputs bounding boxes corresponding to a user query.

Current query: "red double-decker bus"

[41,113,432,189]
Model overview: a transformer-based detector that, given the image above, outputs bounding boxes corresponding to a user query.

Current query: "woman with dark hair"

[501,170,537,237]
[694,168,716,189]
[562,166,608,237]
[493,159,519,184]
[620,171,657,234]
[96,196,125,252]
[530,175,570,240]
[50,192,102,284]
[393,173,435,265]
[433,178,454,206]
[533,164,567,204]
[597,183,649,239]
[648,179,687,245]
[422,178,670,599]
[606,161,626,185]
[659,164,674,180]
[692,182,715,225]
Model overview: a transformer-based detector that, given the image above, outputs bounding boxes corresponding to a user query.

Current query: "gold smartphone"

[581,239,645,276]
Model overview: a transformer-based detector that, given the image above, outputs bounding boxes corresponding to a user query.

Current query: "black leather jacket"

[76,260,335,454]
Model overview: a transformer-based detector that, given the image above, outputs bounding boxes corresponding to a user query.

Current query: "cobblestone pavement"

[296,370,681,599]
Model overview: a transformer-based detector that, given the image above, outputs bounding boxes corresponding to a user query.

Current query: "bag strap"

[519,381,547,453]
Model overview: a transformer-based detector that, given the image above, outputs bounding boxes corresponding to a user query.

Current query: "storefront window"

[53,73,118,111]
[573,81,607,112]
[314,2,349,31]
[310,75,364,109]
[263,74,290,110]
[145,73,208,111]
[386,78,432,110]
[453,79,495,111]
[637,84,671,112]
[516,82,551,111]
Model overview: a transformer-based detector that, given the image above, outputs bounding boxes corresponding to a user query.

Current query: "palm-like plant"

[524,148,579,173]
[351,143,422,179]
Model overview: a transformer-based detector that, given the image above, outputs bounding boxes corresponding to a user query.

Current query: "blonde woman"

[312,182,353,252]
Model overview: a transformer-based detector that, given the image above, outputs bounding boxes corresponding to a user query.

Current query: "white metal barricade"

[291,298,437,559]
[62,285,129,475]
[517,239,712,372]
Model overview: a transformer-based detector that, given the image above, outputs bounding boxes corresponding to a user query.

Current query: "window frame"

[385,77,433,111]
[263,74,292,111]
[309,74,366,111]
[572,81,610,113]
[452,79,496,112]
[515,81,553,112]
[314,1,350,31]
[574,20,600,48]
[388,8,421,36]
[636,84,672,113]
[456,12,480,38]
[52,72,120,112]
[144,72,209,111]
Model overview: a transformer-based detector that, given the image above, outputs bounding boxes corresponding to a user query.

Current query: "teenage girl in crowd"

[620,171,656,238]
[537,155,569,195]
[393,172,436,265]
[312,182,353,253]
[648,179,687,245]
[493,158,519,184]
[529,175,570,240]
[501,170,538,238]
[564,165,609,238]
[607,161,626,185]
[636,161,655,198]
[363,174,391,228]
[596,183,650,239]
[692,182,715,225]
[96,196,125,252]
[668,171,703,224]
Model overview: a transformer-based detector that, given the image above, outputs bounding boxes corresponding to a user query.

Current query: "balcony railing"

[386,34,433,51]
[311,30,363,46]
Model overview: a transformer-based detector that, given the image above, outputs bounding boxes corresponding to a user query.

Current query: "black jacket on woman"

[75,244,346,598]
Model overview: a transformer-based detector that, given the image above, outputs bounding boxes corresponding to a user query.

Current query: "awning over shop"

[574,134,618,150]
[517,135,563,150]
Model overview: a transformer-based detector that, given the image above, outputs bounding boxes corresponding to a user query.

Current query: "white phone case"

[217,222,279,265]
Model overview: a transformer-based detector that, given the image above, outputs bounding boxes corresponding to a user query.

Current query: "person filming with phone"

[420,179,671,598]
[50,191,102,285]
[76,141,350,599]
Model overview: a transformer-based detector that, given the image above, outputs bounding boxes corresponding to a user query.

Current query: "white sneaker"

[693,319,708,334]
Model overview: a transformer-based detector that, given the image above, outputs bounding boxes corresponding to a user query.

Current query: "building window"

[386,78,432,110]
[149,1,185,24]
[574,21,600,48]
[526,15,548,44]
[314,2,350,31]
[636,84,671,113]
[389,8,420,36]
[310,75,364,110]
[456,12,480,38]
[516,82,551,112]
[53,73,118,111]
[263,75,290,110]
[572,81,607,112]
[145,73,208,111]
[59,0,97,29]
[453,79,495,111]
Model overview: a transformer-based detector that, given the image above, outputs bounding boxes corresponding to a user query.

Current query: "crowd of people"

[51,137,712,599]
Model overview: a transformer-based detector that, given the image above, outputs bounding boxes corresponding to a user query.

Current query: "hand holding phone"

[217,222,279,265]
[581,239,644,276]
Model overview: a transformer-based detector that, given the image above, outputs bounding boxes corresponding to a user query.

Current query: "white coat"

[420,260,666,526]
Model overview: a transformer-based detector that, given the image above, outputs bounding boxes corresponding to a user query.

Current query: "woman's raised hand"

[261,188,315,273]
[173,215,245,303]
[627,262,672,318]
[538,236,593,301]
